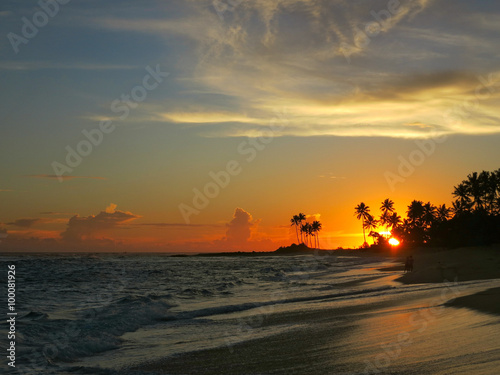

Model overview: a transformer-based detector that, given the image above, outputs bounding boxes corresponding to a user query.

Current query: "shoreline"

[375,245,500,317]
[131,253,500,375]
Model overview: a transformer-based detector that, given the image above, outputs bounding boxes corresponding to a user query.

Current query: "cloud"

[40,211,74,216]
[61,204,141,241]
[7,218,41,228]
[138,223,222,228]
[225,207,255,246]
[168,207,276,252]
[0,61,136,71]
[305,213,321,222]
[60,1,500,139]
[318,172,346,179]
[158,111,265,124]
[105,203,117,214]
[27,175,107,181]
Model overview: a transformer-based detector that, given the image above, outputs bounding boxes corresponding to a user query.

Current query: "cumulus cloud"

[225,207,255,245]
[61,204,140,242]
[105,203,117,214]
[305,213,321,223]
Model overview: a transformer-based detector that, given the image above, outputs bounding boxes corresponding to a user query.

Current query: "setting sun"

[388,238,400,246]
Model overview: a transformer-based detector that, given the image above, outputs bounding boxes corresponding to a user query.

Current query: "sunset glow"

[389,238,400,247]
[1,1,499,252]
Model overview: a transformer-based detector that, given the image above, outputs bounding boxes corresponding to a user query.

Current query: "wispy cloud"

[7,218,42,228]
[0,61,137,71]
[138,223,222,228]
[88,0,500,139]
[27,175,107,181]
[318,173,346,179]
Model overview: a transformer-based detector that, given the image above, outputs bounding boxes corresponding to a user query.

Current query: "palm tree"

[290,215,301,244]
[354,202,371,246]
[368,231,380,245]
[422,202,437,228]
[379,198,395,236]
[388,212,402,231]
[465,172,486,212]
[452,199,469,217]
[482,170,499,214]
[492,169,500,214]
[291,213,306,244]
[436,204,452,222]
[311,220,322,248]
[297,213,306,244]
[363,215,379,244]
[407,200,424,225]
[453,182,472,212]
[301,222,312,247]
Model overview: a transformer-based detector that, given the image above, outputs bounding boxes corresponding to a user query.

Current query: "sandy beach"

[394,245,500,285]
[391,245,500,316]
[132,245,500,375]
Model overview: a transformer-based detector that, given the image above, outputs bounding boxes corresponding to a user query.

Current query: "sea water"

[0,252,496,374]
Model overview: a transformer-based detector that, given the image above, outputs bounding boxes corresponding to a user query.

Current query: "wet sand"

[383,245,500,318]
[133,246,500,374]
[445,287,500,316]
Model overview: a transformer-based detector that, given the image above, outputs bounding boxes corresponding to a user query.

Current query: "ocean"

[1,252,500,374]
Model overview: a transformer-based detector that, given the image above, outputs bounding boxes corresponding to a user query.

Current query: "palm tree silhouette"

[291,213,306,244]
[436,204,451,222]
[465,172,485,211]
[453,182,472,212]
[483,171,498,213]
[297,213,306,243]
[422,202,437,228]
[290,215,301,244]
[407,200,424,225]
[386,212,402,235]
[452,200,468,216]
[311,220,322,248]
[301,222,312,247]
[354,202,371,247]
[380,199,395,236]
[363,215,379,244]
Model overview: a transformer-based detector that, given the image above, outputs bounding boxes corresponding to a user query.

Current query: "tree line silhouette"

[355,169,500,249]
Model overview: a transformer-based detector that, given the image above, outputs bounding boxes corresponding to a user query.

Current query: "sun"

[388,238,400,246]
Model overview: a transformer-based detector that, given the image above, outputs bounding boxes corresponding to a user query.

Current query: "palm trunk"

[362,218,366,244]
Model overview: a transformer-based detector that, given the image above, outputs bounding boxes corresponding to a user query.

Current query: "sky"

[1,0,500,252]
